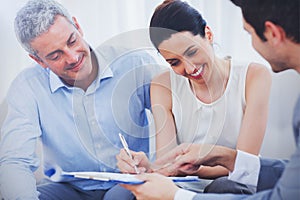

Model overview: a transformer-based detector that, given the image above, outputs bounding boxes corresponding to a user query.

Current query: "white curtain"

[1,0,299,159]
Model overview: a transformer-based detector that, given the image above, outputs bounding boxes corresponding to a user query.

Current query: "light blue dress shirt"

[0,45,161,199]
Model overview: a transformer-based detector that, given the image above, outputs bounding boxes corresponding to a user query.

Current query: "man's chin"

[270,64,290,73]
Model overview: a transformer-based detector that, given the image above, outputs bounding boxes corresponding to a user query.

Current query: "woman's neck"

[191,57,231,103]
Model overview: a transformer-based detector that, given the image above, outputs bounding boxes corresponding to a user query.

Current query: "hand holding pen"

[118,133,141,174]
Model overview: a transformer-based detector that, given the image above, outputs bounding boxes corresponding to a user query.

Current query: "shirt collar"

[49,47,113,93]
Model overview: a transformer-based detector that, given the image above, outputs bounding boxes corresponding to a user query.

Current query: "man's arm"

[257,144,300,198]
[194,143,300,200]
[0,74,41,199]
[256,158,287,192]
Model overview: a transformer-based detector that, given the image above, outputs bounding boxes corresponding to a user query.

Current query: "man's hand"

[121,173,179,200]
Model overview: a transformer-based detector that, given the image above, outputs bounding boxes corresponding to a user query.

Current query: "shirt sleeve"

[174,188,197,200]
[228,150,260,187]
[0,74,41,199]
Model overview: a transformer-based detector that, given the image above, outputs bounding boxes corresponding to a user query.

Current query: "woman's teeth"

[191,64,204,77]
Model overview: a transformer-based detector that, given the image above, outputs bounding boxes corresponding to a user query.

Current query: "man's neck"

[286,40,300,73]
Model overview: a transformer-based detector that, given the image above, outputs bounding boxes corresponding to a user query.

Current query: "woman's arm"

[117,71,177,174]
[151,71,178,160]
[236,63,271,154]
[195,63,271,179]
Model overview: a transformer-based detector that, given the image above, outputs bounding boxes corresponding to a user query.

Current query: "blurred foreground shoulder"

[247,62,272,84]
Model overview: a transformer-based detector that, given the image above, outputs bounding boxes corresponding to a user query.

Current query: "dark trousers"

[204,176,256,194]
[37,179,135,200]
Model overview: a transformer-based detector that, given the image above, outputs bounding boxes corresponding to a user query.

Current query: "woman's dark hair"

[231,0,299,43]
[149,0,207,49]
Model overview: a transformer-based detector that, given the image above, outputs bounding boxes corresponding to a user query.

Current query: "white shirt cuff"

[174,188,197,200]
[228,150,260,187]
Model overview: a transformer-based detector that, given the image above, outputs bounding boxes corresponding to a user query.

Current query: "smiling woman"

[147,2,272,194]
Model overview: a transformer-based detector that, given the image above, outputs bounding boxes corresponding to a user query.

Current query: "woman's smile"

[189,64,205,79]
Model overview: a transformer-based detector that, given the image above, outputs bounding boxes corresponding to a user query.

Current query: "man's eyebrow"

[45,32,75,58]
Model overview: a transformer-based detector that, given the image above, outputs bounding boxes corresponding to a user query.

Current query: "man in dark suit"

[121,0,300,199]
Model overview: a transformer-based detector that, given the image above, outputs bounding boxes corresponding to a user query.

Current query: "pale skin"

[121,19,300,200]
[117,27,271,179]
[154,143,237,176]
[122,143,237,200]
[29,15,98,91]
[121,173,179,200]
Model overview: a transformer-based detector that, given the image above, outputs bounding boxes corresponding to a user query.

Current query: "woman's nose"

[184,62,196,74]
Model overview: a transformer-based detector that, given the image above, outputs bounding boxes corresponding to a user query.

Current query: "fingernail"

[134,159,139,165]
[140,167,146,173]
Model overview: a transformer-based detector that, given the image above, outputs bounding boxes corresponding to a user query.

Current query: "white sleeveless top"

[170,60,249,149]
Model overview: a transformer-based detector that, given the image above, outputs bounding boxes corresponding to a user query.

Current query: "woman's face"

[158,30,215,84]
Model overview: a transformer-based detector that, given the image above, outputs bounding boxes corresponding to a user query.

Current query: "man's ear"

[29,54,48,69]
[72,16,83,36]
[204,26,214,43]
[264,21,286,45]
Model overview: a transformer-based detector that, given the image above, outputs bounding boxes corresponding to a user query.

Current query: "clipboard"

[62,171,201,185]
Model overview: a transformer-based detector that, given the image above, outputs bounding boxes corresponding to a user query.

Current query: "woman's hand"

[152,143,202,176]
[116,149,151,174]
[152,143,236,175]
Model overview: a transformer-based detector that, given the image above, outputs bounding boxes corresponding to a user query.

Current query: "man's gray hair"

[14,0,73,56]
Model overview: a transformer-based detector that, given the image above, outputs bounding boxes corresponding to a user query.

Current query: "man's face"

[30,15,94,86]
[243,19,290,73]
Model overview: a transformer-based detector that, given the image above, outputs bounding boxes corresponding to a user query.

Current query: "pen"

[118,133,140,174]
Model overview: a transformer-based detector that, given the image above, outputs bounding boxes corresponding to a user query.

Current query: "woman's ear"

[264,21,286,46]
[204,26,214,43]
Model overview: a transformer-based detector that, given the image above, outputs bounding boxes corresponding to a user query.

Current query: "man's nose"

[65,49,78,64]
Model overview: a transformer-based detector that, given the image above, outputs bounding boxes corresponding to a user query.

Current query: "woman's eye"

[186,49,198,57]
[169,60,180,67]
